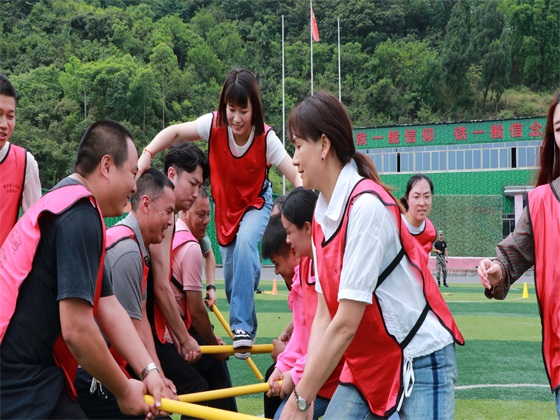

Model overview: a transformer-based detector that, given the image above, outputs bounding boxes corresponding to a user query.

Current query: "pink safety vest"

[105,223,150,374]
[208,112,271,246]
[0,143,27,245]
[170,228,199,330]
[313,178,464,417]
[0,183,105,399]
[528,183,560,392]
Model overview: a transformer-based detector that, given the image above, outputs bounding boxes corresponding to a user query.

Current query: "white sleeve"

[195,113,214,141]
[338,194,396,304]
[22,151,41,212]
[312,239,323,294]
[266,129,289,167]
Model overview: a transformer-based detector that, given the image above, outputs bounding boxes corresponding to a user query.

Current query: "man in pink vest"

[0,74,41,245]
[0,121,171,419]
[169,186,237,411]
[76,168,180,418]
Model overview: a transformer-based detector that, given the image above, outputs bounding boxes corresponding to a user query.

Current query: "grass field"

[182,280,557,419]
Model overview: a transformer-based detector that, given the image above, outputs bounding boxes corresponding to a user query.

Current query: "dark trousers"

[188,327,238,412]
[75,367,146,419]
[263,363,283,418]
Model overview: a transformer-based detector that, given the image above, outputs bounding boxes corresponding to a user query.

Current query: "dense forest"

[1,0,559,190]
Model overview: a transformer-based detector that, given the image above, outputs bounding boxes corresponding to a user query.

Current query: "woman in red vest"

[279,91,463,420]
[138,68,301,357]
[478,92,560,416]
[400,174,437,261]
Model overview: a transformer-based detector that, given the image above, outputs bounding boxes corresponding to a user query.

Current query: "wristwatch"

[293,388,311,411]
[140,362,159,380]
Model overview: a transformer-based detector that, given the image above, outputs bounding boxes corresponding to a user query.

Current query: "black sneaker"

[444,283,449,287]
[232,329,252,348]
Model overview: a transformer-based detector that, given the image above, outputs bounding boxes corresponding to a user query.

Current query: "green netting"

[429,195,503,257]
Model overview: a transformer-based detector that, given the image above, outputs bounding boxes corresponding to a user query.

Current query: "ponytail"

[353,152,403,213]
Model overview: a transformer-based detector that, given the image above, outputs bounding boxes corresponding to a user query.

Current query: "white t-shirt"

[402,216,426,235]
[196,113,288,167]
[0,141,41,212]
[313,163,453,358]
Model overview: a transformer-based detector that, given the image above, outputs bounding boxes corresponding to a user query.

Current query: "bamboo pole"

[178,381,281,403]
[144,396,262,419]
[200,344,273,355]
[211,305,264,381]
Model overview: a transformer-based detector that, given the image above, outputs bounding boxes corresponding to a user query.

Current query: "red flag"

[311,8,320,42]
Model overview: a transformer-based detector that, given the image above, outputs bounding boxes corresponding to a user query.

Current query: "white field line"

[456,384,549,390]
[447,297,528,303]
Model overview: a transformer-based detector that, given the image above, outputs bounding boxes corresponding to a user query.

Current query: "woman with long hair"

[279,91,463,419]
[138,68,301,357]
[478,92,560,416]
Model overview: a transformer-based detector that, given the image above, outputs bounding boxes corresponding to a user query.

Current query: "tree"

[441,1,473,111]
[150,42,179,128]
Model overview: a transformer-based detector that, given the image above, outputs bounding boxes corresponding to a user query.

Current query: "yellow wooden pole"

[144,396,262,419]
[178,381,279,402]
[200,344,273,355]
[211,305,264,381]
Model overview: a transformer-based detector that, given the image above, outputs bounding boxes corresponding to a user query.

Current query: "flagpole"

[282,15,286,195]
[338,18,341,101]
[310,0,313,95]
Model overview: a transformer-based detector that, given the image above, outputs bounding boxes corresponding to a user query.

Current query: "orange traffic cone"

[271,278,278,295]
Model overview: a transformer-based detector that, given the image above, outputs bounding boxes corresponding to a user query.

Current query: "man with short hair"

[0,74,41,245]
[170,186,237,411]
[148,142,210,363]
[75,168,178,418]
[0,120,169,419]
[433,230,449,287]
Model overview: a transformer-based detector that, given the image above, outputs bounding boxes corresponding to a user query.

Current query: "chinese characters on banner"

[354,118,546,149]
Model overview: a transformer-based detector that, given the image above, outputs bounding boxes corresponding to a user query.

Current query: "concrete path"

[215,265,535,285]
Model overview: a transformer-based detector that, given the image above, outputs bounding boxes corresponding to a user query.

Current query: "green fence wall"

[382,169,536,256]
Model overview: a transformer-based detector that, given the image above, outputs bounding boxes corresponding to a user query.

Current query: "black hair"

[0,74,17,102]
[262,214,291,260]
[75,120,133,176]
[282,187,317,228]
[131,168,175,211]
[164,142,209,181]
[400,174,434,211]
[216,68,265,137]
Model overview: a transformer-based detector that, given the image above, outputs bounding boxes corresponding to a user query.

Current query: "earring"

[321,156,324,161]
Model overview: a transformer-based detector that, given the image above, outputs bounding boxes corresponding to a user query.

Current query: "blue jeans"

[220,182,272,338]
[400,343,457,419]
[274,394,330,419]
[324,384,395,419]
[324,344,457,420]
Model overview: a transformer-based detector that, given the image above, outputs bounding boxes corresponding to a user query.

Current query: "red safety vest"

[170,228,199,330]
[313,178,464,417]
[0,143,27,245]
[0,184,105,399]
[208,112,271,246]
[105,223,150,373]
[528,183,560,392]
[298,256,343,400]
[410,218,436,260]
